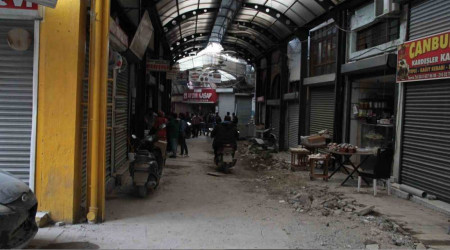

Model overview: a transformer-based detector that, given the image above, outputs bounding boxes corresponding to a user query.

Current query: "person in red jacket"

[153,111,168,141]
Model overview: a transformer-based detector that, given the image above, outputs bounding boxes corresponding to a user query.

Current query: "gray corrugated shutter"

[113,66,129,172]
[218,93,235,119]
[286,102,300,148]
[0,20,34,183]
[236,97,252,125]
[309,86,335,137]
[106,69,113,183]
[81,18,90,209]
[271,107,280,139]
[409,0,450,40]
[400,81,450,202]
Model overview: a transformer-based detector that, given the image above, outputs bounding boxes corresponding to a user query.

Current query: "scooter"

[215,144,237,173]
[251,127,278,151]
[129,124,166,197]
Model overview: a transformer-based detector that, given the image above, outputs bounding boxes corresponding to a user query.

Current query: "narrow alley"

[28,137,448,249]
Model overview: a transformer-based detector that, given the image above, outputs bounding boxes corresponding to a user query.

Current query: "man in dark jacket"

[211,116,239,163]
[167,113,180,158]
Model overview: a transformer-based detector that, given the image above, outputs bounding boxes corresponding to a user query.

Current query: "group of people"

[147,110,240,159]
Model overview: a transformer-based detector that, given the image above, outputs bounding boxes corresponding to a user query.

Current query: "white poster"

[189,70,221,87]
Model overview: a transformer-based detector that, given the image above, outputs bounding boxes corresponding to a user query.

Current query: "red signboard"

[146,59,170,72]
[0,0,38,9]
[397,31,450,82]
[183,88,218,103]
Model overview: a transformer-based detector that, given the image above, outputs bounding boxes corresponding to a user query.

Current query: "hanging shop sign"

[129,11,153,60]
[146,59,170,72]
[0,0,39,18]
[189,70,221,87]
[183,88,218,103]
[109,17,128,51]
[25,0,57,8]
[397,31,450,82]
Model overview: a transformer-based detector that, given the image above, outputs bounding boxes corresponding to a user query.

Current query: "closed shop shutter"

[0,20,34,183]
[218,93,235,119]
[106,69,113,184]
[236,97,252,125]
[309,86,335,137]
[400,81,450,202]
[113,67,129,172]
[409,0,450,40]
[81,18,90,209]
[271,107,280,139]
[285,102,300,148]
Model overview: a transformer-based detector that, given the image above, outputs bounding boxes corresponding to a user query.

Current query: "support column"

[86,0,110,224]
[264,55,271,126]
[298,34,309,138]
[333,10,347,143]
[35,1,87,223]
[278,45,289,151]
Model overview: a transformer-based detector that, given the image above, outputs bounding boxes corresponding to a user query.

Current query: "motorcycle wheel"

[137,186,148,198]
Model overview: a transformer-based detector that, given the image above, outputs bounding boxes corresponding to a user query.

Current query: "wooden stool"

[289,147,309,170]
[309,154,330,181]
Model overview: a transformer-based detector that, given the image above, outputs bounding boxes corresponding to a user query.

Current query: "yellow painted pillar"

[35,1,87,223]
[86,0,110,223]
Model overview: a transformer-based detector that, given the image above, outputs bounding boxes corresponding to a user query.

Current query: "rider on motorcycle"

[211,116,239,163]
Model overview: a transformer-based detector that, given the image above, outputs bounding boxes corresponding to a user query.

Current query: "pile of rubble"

[239,142,290,171]
[284,186,416,248]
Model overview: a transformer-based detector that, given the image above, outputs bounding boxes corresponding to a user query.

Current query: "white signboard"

[129,11,154,60]
[26,0,57,8]
[189,70,221,87]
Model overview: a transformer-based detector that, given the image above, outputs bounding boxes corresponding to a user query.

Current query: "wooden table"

[300,142,327,154]
[327,150,377,186]
[309,154,330,181]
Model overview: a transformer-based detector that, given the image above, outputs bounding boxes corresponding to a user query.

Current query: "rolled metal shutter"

[80,18,90,209]
[400,81,450,202]
[236,97,252,125]
[0,20,34,183]
[271,107,280,139]
[409,0,450,40]
[218,93,235,119]
[106,69,113,184]
[286,102,300,148]
[309,86,335,137]
[113,67,129,172]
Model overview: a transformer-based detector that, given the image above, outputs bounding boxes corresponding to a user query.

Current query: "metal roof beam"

[162,8,218,33]
[209,0,242,43]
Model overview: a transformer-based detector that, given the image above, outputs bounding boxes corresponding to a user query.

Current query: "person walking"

[178,113,189,157]
[225,112,231,121]
[192,114,201,137]
[232,112,238,125]
[153,111,168,141]
[167,113,180,158]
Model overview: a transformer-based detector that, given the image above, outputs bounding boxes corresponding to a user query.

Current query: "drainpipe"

[87,0,110,224]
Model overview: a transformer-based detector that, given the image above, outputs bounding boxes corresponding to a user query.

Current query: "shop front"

[0,2,40,187]
[342,54,397,165]
[182,88,218,116]
[396,20,450,202]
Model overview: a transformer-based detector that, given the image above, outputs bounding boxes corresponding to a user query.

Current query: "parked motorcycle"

[215,144,237,173]
[129,124,166,198]
[251,127,278,151]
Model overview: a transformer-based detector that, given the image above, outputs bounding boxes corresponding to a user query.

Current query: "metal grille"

[356,18,399,51]
[285,102,300,148]
[113,67,129,172]
[106,69,113,183]
[400,81,450,202]
[309,86,335,137]
[0,20,34,183]
[80,17,90,209]
[410,0,450,40]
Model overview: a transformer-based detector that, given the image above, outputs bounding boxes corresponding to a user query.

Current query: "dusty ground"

[28,137,449,249]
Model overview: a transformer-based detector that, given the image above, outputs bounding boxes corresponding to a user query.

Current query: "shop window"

[309,23,337,77]
[356,19,400,51]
